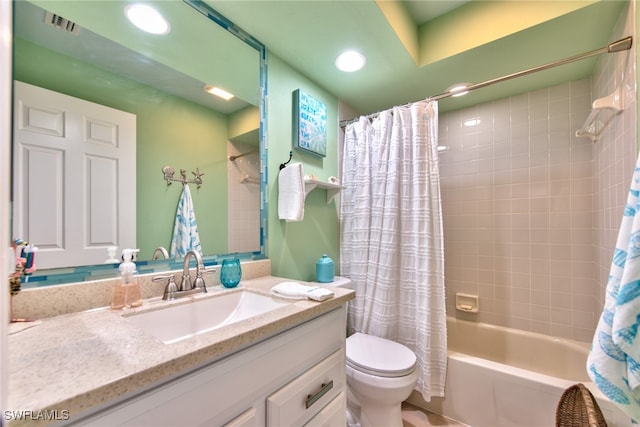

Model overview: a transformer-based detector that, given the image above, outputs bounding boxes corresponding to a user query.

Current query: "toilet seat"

[346,332,416,378]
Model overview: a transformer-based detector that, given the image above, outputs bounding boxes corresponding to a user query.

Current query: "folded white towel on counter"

[271,281,334,301]
[278,163,305,222]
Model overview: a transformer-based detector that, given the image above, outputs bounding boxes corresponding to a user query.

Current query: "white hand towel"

[278,162,305,222]
[170,184,202,258]
[270,281,334,301]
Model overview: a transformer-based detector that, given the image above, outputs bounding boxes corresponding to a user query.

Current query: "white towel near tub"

[588,151,640,422]
[278,162,305,222]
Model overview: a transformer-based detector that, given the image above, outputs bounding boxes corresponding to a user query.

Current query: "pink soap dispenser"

[111,249,142,309]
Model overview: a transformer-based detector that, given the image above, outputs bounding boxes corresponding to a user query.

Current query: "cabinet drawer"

[222,408,257,427]
[267,350,345,426]
[304,392,346,427]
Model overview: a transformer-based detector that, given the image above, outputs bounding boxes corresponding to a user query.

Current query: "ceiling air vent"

[44,11,80,35]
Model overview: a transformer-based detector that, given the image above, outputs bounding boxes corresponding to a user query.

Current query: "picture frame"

[293,89,327,157]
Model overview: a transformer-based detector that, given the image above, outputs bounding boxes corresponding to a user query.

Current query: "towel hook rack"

[279,151,293,170]
[162,165,204,189]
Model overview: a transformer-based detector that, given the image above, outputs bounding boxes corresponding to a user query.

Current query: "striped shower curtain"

[340,100,447,401]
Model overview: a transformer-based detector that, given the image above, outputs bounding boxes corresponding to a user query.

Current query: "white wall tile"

[440,3,636,342]
[227,141,261,253]
[593,0,637,322]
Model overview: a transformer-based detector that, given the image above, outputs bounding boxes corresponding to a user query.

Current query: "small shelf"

[576,85,624,142]
[304,178,345,203]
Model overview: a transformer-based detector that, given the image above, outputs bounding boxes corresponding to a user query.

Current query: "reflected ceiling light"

[203,84,234,101]
[447,83,471,97]
[335,50,366,72]
[463,118,481,127]
[125,4,170,35]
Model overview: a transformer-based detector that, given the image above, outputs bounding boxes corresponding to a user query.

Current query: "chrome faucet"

[153,250,215,301]
[152,246,169,260]
[180,250,205,292]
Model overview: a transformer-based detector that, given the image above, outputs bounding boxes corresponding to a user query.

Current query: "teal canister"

[316,254,334,283]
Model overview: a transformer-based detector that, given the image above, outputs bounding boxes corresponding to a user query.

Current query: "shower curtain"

[340,100,447,401]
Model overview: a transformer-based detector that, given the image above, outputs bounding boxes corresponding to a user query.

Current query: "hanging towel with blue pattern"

[588,152,640,422]
[169,184,202,259]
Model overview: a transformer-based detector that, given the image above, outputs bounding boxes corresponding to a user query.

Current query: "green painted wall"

[266,54,340,281]
[228,106,260,142]
[13,38,229,260]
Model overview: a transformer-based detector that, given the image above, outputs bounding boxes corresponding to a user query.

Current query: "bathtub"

[407,317,632,427]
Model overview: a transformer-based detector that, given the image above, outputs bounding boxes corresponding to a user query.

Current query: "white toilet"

[346,332,418,427]
[330,277,419,427]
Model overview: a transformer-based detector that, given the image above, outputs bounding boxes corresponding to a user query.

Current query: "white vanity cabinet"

[68,306,347,427]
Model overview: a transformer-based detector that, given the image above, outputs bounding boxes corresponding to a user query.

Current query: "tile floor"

[401,403,468,427]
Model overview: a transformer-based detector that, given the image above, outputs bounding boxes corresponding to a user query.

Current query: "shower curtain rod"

[339,36,633,128]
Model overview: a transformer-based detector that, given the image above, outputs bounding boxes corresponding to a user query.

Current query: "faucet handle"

[193,267,216,292]
[203,266,217,275]
[153,274,178,300]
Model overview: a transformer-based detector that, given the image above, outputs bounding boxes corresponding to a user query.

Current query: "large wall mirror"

[12,0,267,286]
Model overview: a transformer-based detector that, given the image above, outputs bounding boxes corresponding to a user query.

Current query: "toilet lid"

[346,332,417,378]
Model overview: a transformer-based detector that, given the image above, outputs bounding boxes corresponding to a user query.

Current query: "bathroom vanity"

[7,273,353,426]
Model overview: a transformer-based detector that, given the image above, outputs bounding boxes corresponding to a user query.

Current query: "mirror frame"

[184,0,269,263]
[15,0,268,287]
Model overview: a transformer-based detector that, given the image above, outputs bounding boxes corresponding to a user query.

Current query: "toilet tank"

[329,276,352,289]
[311,276,352,289]
[329,277,354,337]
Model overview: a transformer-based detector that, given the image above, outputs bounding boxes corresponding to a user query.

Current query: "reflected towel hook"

[162,165,204,189]
[279,151,293,170]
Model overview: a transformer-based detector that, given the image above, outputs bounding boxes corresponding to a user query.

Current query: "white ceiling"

[19,1,630,117]
[15,0,261,114]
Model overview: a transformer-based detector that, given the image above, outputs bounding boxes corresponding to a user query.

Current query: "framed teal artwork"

[293,89,327,157]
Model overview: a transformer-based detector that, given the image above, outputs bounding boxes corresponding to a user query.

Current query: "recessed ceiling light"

[447,83,471,97]
[203,84,234,101]
[335,50,366,72]
[125,4,170,35]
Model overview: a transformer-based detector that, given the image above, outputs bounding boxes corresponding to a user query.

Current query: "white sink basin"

[124,290,289,344]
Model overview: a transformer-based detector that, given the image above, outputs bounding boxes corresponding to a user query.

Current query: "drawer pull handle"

[305,380,333,409]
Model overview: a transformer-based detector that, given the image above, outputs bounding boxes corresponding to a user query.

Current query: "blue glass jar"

[316,254,334,283]
[220,258,242,288]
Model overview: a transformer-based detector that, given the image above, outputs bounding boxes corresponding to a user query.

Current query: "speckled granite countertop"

[7,276,354,426]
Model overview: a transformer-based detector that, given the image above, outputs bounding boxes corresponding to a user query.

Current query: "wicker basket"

[556,383,608,426]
